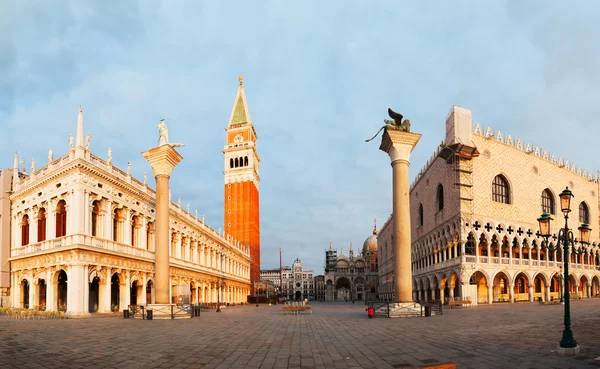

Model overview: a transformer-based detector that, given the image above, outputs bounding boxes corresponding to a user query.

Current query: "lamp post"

[537,187,591,355]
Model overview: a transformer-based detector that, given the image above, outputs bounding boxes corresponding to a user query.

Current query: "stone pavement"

[2,299,600,369]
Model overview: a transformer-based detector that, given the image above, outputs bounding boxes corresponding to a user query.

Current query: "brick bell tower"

[223,76,261,295]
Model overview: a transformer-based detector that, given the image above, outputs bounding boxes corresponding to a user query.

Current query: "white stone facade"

[260,268,282,289]
[281,258,314,300]
[7,110,251,316]
[379,106,600,304]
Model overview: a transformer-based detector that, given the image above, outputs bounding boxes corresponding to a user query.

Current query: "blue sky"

[2,1,600,272]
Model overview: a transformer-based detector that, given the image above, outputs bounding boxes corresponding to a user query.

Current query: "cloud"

[2,1,600,273]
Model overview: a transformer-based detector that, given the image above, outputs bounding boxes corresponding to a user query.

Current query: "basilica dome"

[362,227,378,254]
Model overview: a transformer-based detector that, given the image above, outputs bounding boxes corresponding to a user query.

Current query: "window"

[91,201,100,237]
[436,184,444,211]
[131,215,139,247]
[21,215,30,246]
[579,202,589,223]
[418,203,423,227]
[146,222,153,250]
[37,208,46,242]
[492,175,510,204]
[56,201,67,237]
[541,189,554,214]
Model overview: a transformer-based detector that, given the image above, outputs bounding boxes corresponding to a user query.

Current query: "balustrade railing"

[11,234,155,260]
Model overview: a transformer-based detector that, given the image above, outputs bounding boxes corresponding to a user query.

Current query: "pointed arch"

[436,184,444,211]
[579,201,589,223]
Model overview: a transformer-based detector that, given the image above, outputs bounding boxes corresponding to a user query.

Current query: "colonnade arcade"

[419,268,600,304]
[13,263,250,313]
[412,220,600,273]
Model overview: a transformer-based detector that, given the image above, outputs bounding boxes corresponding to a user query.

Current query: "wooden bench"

[281,306,312,315]
[539,299,561,306]
[447,300,472,309]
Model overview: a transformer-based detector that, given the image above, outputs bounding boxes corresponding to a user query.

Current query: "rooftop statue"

[365,108,411,142]
[85,133,92,150]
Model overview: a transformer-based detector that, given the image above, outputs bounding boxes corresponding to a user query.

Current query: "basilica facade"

[3,80,259,315]
[324,229,379,302]
[378,106,600,304]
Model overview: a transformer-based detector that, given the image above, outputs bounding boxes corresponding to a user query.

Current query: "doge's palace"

[7,107,251,316]
[379,106,600,304]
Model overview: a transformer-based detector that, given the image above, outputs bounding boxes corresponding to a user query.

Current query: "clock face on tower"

[234,134,244,143]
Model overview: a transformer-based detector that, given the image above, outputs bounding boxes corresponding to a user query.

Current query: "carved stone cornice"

[142,145,183,178]
[380,129,422,163]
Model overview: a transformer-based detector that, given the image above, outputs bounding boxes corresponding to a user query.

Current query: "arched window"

[146,222,154,250]
[131,215,139,247]
[244,156,248,166]
[436,184,444,211]
[113,208,123,242]
[492,175,510,204]
[37,208,46,242]
[21,215,30,246]
[56,201,67,237]
[418,203,423,227]
[229,158,233,169]
[541,189,554,214]
[91,201,100,237]
[579,202,589,223]
[235,158,239,168]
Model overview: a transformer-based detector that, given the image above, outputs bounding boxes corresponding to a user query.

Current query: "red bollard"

[368,306,374,318]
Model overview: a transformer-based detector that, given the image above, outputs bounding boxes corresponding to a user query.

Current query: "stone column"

[379,129,421,303]
[101,268,112,312]
[67,264,86,315]
[544,285,550,302]
[528,284,534,302]
[487,284,493,304]
[140,274,147,306]
[29,278,36,309]
[46,269,56,311]
[142,144,183,305]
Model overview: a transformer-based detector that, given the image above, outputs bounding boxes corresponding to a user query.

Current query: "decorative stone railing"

[11,235,155,260]
[414,255,599,275]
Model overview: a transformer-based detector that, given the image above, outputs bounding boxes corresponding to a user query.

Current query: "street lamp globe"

[559,187,573,214]
[578,223,591,245]
[537,212,552,237]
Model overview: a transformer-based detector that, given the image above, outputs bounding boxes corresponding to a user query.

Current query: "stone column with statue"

[142,119,186,318]
[367,108,421,317]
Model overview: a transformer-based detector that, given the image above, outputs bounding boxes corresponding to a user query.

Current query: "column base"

[146,304,191,319]
[388,302,423,318]
[556,345,580,356]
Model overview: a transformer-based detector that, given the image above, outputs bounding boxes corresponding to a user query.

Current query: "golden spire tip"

[239,75,243,85]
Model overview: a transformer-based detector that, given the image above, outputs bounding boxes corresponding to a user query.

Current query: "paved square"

[2,300,600,368]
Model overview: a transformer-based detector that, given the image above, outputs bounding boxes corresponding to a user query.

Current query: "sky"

[2,1,600,273]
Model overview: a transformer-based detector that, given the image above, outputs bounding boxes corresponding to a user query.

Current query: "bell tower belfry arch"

[223,76,261,295]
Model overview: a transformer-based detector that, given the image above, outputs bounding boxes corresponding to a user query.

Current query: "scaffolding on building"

[438,141,479,246]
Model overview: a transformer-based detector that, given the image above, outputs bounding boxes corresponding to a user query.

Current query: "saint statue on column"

[158,119,169,146]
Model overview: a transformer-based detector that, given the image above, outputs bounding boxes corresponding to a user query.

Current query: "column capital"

[379,129,422,163]
[142,144,183,177]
